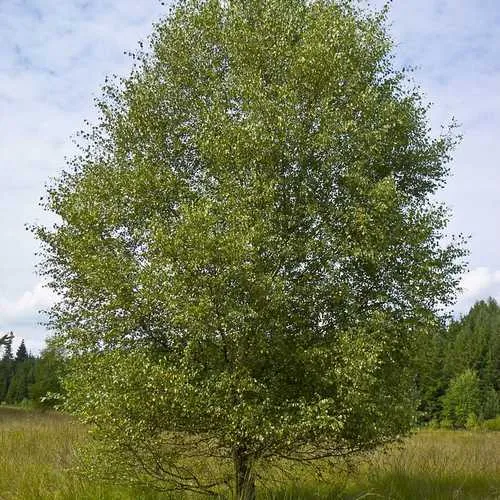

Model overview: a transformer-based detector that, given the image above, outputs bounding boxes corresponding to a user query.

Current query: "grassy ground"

[0,406,499,499]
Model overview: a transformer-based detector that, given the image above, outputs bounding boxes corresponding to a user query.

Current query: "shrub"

[441,370,481,428]
[465,413,481,431]
[481,416,500,431]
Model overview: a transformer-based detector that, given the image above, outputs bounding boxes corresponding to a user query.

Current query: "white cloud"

[455,267,500,313]
[0,281,57,322]
[0,1,166,350]
[0,281,58,353]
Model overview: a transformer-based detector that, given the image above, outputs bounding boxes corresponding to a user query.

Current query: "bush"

[465,413,480,431]
[441,370,481,428]
[481,416,500,431]
[427,419,440,430]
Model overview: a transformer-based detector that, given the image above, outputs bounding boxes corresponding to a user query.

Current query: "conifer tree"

[0,332,14,402]
[15,340,29,363]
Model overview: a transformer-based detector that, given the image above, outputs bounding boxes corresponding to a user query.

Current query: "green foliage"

[411,298,500,424]
[442,370,482,428]
[482,385,499,420]
[481,415,500,431]
[29,346,66,408]
[439,418,454,430]
[0,335,66,407]
[5,359,35,404]
[465,412,480,431]
[35,0,465,496]
[0,333,15,402]
[445,299,500,393]
[15,340,29,363]
[414,327,448,421]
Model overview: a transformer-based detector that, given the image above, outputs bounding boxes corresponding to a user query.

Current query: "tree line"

[417,298,500,427]
[0,334,64,407]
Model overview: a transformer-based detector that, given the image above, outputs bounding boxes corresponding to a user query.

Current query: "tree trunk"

[234,446,256,500]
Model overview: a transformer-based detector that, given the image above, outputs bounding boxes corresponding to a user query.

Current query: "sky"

[0,0,499,352]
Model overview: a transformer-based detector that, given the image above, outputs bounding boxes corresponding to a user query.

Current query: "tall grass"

[0,407,165,499]
[343,430,500,499]
[1,407,499,499]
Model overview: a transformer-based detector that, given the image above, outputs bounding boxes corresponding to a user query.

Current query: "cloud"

[455,267,500,313]
[0,281,57,323]
[0,281,58,353]
[0,0,166,350]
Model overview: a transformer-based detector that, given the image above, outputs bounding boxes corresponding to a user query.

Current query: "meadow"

[0,406,499,499]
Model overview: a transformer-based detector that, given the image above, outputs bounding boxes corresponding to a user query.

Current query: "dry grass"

[257,430,500,499]
[0,406,164,499]
[1,407,499,499]
[341,430,500,499]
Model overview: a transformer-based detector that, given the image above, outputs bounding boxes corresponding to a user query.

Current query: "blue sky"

[0,0,499,351]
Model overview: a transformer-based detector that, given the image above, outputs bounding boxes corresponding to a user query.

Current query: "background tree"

[414,327,448,421]
[35,0,465,497]
[15,340,29,363]
[29,343,66,408]
[0,333,14,402]
[482,385,499,420]
[442,369,482,428]
[444,299,500,394]
[1,332,14,360]
[0,332,13,349]
[5,358,35,404]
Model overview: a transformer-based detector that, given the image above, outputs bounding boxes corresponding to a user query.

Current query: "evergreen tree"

[1,332,14,361]
[0,332,15,402]
[30,345,66,407]
[443,299,500,399]
[414,328,448,421]
[5,358,35,404]
[0,332,13,349]
[15,340,29,363]
[482,385,499,420]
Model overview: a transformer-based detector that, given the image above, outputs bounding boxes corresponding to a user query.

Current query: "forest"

[0,335,63,408]
[417,298,500,427]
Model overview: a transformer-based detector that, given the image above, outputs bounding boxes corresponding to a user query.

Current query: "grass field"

[0,406,499,499]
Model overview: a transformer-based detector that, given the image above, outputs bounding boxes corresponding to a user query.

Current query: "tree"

[5,358,35,404]
[442,369,481,428]
[0,332,13,350]
[1,332,14,361]
[15,340,29,363]
[29,344,66,408]
[482,385,499,420]
[414,328,448,421]
[35,0,465,497]
[442,299,500,407]
[0,332,14,402]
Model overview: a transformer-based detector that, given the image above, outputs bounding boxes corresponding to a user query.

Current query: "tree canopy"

[35,0,465,497]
